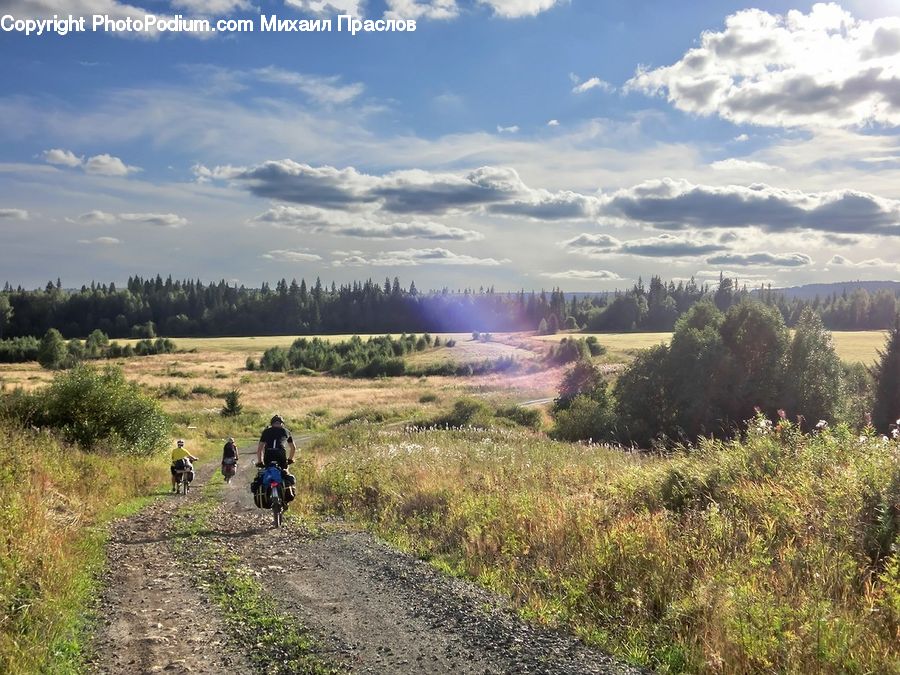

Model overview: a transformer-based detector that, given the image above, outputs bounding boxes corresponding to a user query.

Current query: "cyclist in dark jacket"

[256,415,296,469]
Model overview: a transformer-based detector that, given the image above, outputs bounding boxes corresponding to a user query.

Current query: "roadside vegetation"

[0,364,173,672]
[308,422,900,673]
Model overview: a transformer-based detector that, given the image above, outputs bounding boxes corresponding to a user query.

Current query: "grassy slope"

[308,424,900,674]
[0,423,166,674]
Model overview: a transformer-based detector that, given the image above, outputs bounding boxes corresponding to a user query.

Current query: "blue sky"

[1,0,899,290]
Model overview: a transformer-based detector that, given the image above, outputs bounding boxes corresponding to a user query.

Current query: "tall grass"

[308,424,900,673]
[0,423,161,673]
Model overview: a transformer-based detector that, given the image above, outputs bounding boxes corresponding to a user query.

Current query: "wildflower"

[777,409,787,420]
[892,427,900,440]
[815,420,828,431]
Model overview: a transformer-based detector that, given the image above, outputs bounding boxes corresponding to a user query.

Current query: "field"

[3,328,899,674]
[536,330,889,365]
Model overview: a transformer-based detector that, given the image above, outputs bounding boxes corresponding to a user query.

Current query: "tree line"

[2,274,900,340]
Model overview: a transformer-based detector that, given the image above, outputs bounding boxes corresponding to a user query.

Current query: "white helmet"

[176,439,185,447]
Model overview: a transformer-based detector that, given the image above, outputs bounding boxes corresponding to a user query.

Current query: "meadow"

[1,328,898,673]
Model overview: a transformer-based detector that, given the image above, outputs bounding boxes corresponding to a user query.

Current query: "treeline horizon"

[1,274,899,339]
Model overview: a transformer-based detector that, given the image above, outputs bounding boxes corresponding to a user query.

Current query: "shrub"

[419,393,439,404]
[1,365,170,454]
[191,384,217,396]
[565,316,579,330]
[496,405,542,430]
[245,356,257,371]
[446,339,457,348]
[547,337,590,365]
[585,336,605,356]
[221,389,243,417]
[0,336,40,363]
[37,329,67,370]
[472,331,480,341]
[556,359,608,410]
[551,392,616,442]
[434,398,494,428]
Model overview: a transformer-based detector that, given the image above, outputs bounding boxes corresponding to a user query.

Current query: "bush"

[446,339,457,348]
[434,398,494,428]
[419,393,439,404]
[245,356,257,371]
[1,365,170,454]
[547,337,590,365]
[496,405,542,430]
[37,328,67,370]
[551,393,616,442]
[585,336,605,356]
[0,336,40,363]
[556,359,608,410]
[221,389,243,417]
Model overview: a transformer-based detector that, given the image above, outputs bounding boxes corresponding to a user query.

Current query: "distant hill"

[759,281,900,301]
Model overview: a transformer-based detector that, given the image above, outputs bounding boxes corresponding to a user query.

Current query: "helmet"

[176,439,185,447]
[270,414,284,425]
[226,436,234,443]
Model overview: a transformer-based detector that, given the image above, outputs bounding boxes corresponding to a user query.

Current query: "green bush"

[496,405,542,430]
[551,392,616,442]
[1,365,170,455]
[221,389,243,417]
[37,329,67,370]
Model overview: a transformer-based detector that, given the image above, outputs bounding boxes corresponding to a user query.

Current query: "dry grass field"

[536,330,889,364]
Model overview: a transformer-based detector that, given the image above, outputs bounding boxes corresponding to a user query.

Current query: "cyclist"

[171,439,198,492]
[256,414,297,506]
[222,436,239,476]
[256,414,296,469]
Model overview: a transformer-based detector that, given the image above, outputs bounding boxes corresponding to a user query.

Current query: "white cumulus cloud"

[627,3,900,128]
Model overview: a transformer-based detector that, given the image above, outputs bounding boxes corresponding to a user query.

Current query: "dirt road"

[90,454,641,674]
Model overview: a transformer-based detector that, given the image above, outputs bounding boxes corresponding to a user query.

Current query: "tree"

[872,317,900,432]
[556,359,607,410]
[0,295,12,338]
[548,314,560,334]
[718,301,788,423]
[221,389,243,417]
[783,309,843,427]
[85,329,110,358]
[37,328,67,370]
[614,344,673,447]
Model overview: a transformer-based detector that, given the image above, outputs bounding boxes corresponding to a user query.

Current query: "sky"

[1,0,899,291]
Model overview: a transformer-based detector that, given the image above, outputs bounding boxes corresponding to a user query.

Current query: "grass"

[0,422,165,674]
[307,423,900,674]
[535,330,890,365]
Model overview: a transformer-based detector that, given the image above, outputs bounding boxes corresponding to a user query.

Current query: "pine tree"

[872,317,900,432]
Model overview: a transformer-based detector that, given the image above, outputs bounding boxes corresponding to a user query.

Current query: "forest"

[1,274,898,339]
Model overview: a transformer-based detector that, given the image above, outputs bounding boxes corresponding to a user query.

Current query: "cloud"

[497,125,520,134]
[564,232,727,258]
[170,0,250,13]
[477,0,565,18]
[0,208,29,220]
[626,4,900,128]
[572,77,614,95]
[547,119,560,126]
[602,178,900,236]
[261,249,323,262]
[734,133,750,142]
[710,158,785,172]
[42,148,83,167]
[252,205,484,240]
[83,153,140,176]
[384,0,459,20]
[828,254,891,267]
[75,210,188,227]
[332,247,509,266]
[540,270,623,280]
[77,236,121,245]
[285,0,365,16]
[42,148,139,176]
[252,67,365,105]
[706,252,813,267]
[213,160,604,220]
